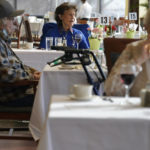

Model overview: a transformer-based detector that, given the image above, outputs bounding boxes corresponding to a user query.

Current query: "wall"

[7,0,99,16]
[7,0,125,18]
[101,0,126,17]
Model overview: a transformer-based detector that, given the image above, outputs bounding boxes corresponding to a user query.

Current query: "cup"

[72,84,93,99]
[46,37,53,50]
[25,42,33,49]
[55,37,63,46]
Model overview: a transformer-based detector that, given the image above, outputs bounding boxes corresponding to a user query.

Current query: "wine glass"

[75,34,82,50]
[120,64,137,104]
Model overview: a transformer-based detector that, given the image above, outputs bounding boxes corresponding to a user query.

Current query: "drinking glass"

[55,37,63,46]
[75,34,82,50]
[120,64,137,104]
[46,37,53,50]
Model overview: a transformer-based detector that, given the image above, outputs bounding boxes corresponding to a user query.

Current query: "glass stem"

[77,43,79,50]
[125,85,129,101]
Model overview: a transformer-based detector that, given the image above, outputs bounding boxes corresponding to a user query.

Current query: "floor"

[0,120,31,137]
[0,120,37,150]
[0,139,37,150]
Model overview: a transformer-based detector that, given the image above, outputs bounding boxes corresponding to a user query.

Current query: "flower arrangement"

[87,26,103,50]
[87,26,103,40]
[125,28,135,38]
[126,27,135,33]
[123,24,137,38]
[104,25,116,36]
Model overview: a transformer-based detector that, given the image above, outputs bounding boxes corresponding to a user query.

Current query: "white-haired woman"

[104,9,150,97]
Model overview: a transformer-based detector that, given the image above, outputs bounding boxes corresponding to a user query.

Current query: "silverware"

[102,97,114,103]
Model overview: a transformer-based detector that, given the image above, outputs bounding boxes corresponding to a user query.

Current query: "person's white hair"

[144,9,150,27]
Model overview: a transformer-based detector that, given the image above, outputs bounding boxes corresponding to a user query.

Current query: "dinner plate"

[70,94,93,101]
[58,66,75,70]
[58,64,75,70]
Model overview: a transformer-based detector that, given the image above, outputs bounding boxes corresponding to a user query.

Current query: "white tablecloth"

[13,49,64,71]
[37,95,150,150]
[29,65,107,140]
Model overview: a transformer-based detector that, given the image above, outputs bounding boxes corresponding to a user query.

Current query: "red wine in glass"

[120,74,135,85]
[120,64,137,104]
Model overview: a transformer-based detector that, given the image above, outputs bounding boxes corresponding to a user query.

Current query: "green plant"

[140,3,149,9]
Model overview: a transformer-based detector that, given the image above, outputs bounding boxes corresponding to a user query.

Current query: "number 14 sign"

[129,12,137,20]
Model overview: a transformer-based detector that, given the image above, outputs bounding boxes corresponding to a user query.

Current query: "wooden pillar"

[125,0,129,17]
[129,0,139,24]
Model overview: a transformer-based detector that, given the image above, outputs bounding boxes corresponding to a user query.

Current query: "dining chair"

[16,15,42,49]
[0,80,38,120]
[0,80,38,139]
[104,37,141,74]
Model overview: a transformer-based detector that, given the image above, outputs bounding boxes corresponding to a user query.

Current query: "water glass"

[46,37,53,50]
[55,37,63,46]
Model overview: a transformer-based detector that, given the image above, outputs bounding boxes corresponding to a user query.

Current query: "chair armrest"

[0,80,39,95]
[0,80,38,87]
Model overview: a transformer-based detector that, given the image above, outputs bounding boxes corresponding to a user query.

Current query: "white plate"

[58,66,74,70]
[70,94,93,101]
[58,64,75,70]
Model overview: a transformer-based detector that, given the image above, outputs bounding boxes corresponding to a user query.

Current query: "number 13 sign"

[99,16,109,25]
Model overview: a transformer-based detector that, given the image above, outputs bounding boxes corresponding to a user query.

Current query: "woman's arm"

[104,40,150,96]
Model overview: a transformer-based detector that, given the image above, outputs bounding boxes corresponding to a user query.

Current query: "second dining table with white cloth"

[37,95,150,150]
[29,64,107,141]
[13,48,64,71]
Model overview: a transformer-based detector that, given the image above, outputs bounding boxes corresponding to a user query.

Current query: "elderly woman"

[104,9,150,97]
[40,2,89,49]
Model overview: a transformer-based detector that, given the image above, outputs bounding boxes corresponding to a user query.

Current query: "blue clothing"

[40,24,89,49]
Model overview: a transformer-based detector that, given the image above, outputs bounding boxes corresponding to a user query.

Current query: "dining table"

[36,95,150,150]
[29,64,107,141]
[13,48,64,71]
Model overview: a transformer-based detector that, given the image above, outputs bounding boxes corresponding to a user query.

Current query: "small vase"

[89,38,101,50]
[126,31,135,38]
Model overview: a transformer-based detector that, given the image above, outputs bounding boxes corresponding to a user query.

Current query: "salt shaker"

[140,82,150,107]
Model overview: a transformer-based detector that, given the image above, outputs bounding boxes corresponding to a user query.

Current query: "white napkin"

[129,23,138,31]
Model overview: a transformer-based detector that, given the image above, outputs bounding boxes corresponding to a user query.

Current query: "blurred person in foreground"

[0,0,40,106]
[40,2,89,49]
[104,9,150,97]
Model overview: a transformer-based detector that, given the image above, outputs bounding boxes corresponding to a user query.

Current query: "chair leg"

[9,128,14,136]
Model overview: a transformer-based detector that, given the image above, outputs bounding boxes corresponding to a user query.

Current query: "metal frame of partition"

[47,47,106,95]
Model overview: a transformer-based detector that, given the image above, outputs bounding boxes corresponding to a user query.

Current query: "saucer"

[70,94,93,101]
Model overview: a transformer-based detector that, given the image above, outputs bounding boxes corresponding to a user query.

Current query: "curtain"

[8,0,100,16]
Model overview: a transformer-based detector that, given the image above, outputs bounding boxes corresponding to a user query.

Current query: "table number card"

[110,16,115,23]
[129,12,137,20]
[99,16,109,25]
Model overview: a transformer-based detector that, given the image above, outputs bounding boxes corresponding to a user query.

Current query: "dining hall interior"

[0,0,150,150]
